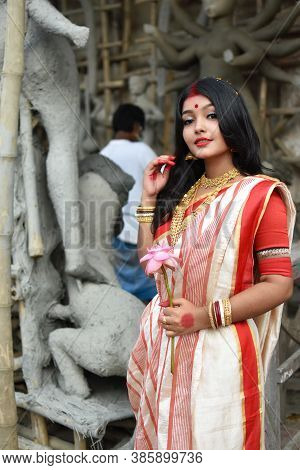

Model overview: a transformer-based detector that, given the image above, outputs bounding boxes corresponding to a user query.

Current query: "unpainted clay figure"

[47,171,144,398]
[144,0,300,149]
[13,134,144,399]
[129,75,164,147]
[0,0,101,281]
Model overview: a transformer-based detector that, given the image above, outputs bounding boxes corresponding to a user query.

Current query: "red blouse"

[253,189,292,277]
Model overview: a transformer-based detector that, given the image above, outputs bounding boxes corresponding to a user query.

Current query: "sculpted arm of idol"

[224,30,263,67]
[144,24,204,69]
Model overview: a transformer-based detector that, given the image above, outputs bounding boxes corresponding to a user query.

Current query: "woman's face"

[182,94,231,162]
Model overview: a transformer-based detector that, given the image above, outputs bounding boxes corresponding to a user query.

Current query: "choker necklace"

[199,168,241,188]
[170,168,241,245]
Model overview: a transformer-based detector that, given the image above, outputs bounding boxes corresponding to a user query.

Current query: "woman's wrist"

[195,305,211,330]
[141,192,157,206]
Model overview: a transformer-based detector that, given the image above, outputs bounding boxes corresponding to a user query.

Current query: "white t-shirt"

[100,139,156,244]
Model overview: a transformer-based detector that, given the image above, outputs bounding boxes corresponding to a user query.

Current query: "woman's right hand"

[142,155,176,201]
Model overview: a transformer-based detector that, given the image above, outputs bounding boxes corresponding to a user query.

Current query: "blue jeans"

[112,237,157,302]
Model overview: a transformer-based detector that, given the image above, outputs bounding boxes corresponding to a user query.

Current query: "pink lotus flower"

[140,241,180,275]
[140,241,180,374]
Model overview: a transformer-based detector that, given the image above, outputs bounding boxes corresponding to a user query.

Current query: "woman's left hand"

[158,297,210,337]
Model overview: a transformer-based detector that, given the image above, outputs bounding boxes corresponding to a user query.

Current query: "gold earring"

[185,154,197,161]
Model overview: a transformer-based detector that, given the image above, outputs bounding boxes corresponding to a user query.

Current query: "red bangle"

[213,301,222,328]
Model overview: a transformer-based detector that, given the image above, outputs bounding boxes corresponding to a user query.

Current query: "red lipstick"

[194,138,212,147]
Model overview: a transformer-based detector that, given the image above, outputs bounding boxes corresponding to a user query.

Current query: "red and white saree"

[127,175,296,450]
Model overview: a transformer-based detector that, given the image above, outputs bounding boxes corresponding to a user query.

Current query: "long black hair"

[152,76,264,234]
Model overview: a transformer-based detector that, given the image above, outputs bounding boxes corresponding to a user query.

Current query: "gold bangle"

[222,298,232,326]
[136,211,155,214]
[208,302,216,329]
[136,215,153,223]
[136,205,156,211]
[136,209,155,217]
[135,211,154,219]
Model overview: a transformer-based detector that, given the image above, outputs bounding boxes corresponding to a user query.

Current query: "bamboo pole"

[267,107,300,115]
[97,80,124,91]
[123,68,151,78]
[73,430,87,450]
[100,0,112,141]
[18,435,52,450]
[120,0,131,79]
[18,424,73,450]
[97,40,122,49]
[0,0,25,450]
[135,0,158,5]
[112,49,152,62]
[162,72,174,153]
[259,77,268,123]
[61,0,68,15]
[256,0,263,13]
[31,412,49,447]
[148,0,158,103]
[20,95,44,257]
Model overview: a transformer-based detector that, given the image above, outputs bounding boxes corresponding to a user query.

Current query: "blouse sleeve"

[254,189,292,277]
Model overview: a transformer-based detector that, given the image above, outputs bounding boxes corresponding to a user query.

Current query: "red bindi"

[194,104,199,108]
[180,313,194,328]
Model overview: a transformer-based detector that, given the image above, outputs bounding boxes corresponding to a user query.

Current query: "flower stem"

[161,266,175,374]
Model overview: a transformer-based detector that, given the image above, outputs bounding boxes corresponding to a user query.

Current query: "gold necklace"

[198,168,241,188]
[170,168,241,246]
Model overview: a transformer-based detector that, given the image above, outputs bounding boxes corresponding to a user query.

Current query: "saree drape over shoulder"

[127,175,296,450]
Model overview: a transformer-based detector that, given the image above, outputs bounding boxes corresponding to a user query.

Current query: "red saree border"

[234,322,262,449]
[232,176,284,449]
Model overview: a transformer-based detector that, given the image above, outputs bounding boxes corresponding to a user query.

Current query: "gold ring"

[163,316,167,325]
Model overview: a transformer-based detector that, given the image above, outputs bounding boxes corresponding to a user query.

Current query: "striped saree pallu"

[127,175,296,450]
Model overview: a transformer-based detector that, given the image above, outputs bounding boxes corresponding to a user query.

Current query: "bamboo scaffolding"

[120,0,131,78]
[135,0,158,5]
[31,412,49,447]
[73,430,87,450]
[61,0,68,15]
[123,67,151,78]
[20,96,44,257]
[112,49,152,62]
[135,36,155,44]
[97,80,124,90]
[100,0,113,140]
[18,435,52,450]
[0,0,25,450]
[63,3,123,17]
[162,71,174,152]
[148,0,158,102]
[97,40,122,50]
[267,107,300,115]
[18,424,73,450]
[259,77,268,123]
[96,36,154,50]
[13,356,22,371]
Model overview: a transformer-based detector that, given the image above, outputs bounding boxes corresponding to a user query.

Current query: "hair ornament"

[214,76,239,95]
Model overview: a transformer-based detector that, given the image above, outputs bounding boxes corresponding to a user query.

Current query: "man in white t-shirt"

[100,104,157,302]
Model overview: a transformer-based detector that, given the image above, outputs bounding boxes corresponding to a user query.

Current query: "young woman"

[126,77,296,450]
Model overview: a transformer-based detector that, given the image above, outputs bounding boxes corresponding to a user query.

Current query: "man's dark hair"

[112,103,145,133]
